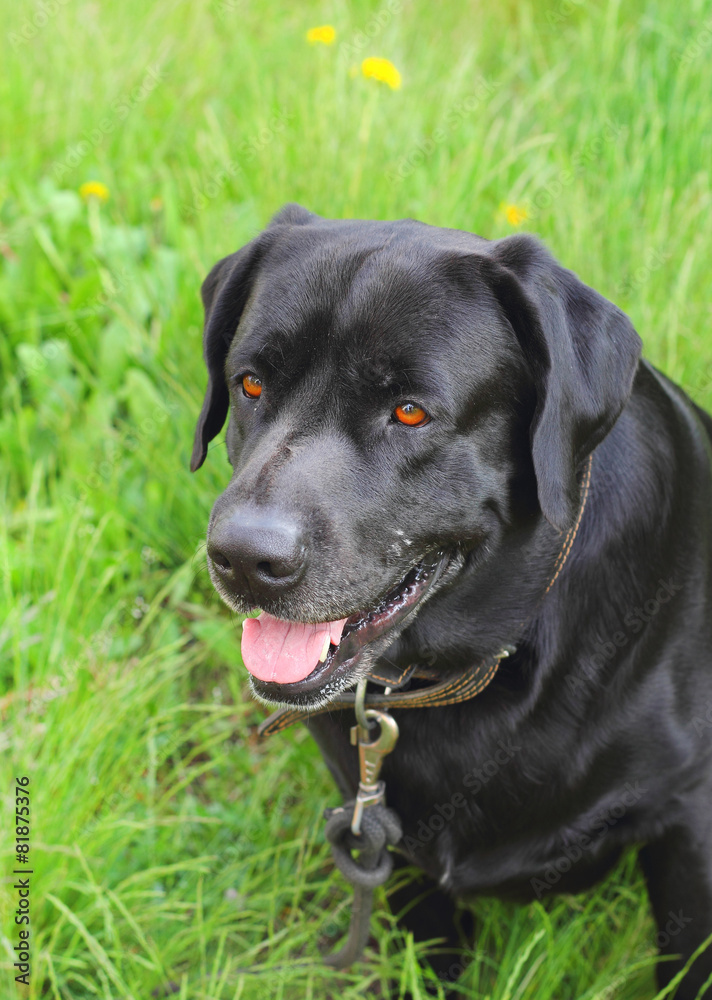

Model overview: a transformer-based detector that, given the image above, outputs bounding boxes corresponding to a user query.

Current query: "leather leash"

[257,653,508,737]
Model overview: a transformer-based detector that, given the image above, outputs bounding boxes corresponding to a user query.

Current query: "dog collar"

[257,653,510,736]
[257,454,593,739]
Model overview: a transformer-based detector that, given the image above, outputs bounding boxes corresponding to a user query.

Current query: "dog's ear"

[479,234,642,531]
[268,202,316,227]
[190,240,265,471]
[191,205,318,472]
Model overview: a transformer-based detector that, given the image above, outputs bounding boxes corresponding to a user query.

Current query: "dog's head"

[192,204,641,708]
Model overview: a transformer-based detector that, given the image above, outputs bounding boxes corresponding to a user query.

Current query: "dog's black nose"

[207,509,307,595]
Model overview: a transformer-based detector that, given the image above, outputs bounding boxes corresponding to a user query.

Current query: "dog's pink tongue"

[241,613,348,684]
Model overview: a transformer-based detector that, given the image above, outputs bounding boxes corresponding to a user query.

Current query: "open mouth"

[243,551,452,707]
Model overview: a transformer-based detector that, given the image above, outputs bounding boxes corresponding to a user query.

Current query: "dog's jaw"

[245,548,465,709]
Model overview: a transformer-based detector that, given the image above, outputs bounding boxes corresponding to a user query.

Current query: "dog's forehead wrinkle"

[334,253,450,332]
[239,246,512,400]
[264,233,457,325]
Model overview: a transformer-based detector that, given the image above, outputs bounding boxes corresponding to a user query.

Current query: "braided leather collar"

[258,454,593,738]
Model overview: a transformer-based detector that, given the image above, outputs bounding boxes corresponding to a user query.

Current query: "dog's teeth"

[319,634,330,662]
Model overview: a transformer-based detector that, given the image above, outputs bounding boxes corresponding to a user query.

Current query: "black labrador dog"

[191,204,712,998]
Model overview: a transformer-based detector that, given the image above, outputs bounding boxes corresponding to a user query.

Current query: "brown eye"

[394,402,430,427]
[242,373,262,398]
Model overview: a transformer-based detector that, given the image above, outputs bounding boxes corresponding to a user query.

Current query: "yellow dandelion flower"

[306,25,336,45]
[361,57,401,90]
[503,203,528,226]
[79,181,110,203]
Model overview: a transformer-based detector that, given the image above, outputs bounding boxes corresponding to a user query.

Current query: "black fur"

[193,205,712,997]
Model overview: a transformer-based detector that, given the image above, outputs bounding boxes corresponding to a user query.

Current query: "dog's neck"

[390,399,678,689]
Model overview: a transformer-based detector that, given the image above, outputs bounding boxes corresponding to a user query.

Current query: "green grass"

[2,0,712,996]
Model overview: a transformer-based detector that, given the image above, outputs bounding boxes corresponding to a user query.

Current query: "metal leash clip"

[322,677,403,968]
[349,677,399,834]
